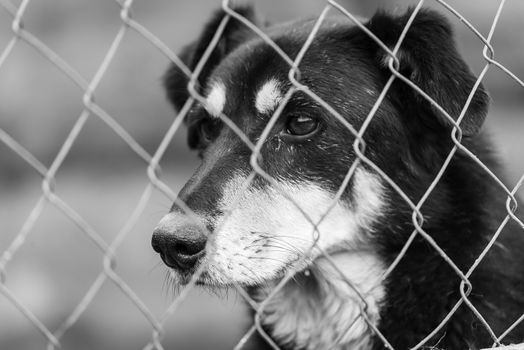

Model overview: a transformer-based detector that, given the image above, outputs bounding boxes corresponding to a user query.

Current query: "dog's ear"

[163,6,258,111]
[367,9,489,137]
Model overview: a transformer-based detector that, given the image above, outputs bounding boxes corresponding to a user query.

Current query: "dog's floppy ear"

[164,6,258,111]
[367,9,489,136]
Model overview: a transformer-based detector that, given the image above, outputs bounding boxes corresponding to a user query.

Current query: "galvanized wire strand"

[459,279,499,344]
[366,8,508,343]
[281,5,396,346]
[334,1,437,288]
[237,5,393,348]
[0,0,86,90]
[433,0,522,212]
[0,0,161,347]
[499,313,524,346]
[135,5,259,348]
[343,3,435,347]
[138,14,271,349]
[222,0,296,69]
[436,0,524,246]
[0,0,15,15]
[423,0,515,343]
[57,3,170,342]
[146,97,196,201]
[136,6,320,344]
[142,170,259,349]
[329,0,514,346]
[115,0,192,78]
[488,174,524,345]
[47,184,159,350]
[435,0,524,89]
[0,1,94,345]
[387,20,514,344]
[0,35,18,68]
[231,8,347,347]
[0,0,154,167]
[328,1,432,290]
[0,129,47,177]
[0,0,17,66]
[0,283,60,347]
[0,197,49,346]
[185,13,257,153]
[328,0,399,68]
[410,0,517,347]
[47,272,108,350]
[0,196,46,279]
[100,189,167,344]
[175,16,357,350]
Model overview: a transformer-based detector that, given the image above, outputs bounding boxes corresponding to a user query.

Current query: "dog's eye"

[198,118,221,145]
[284,115,319,139]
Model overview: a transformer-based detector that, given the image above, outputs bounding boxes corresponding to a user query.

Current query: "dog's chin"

[194,270,231,287]
[180,265,314,292]
[173,251,359,291]
[197,271,284,289]
[172,269,251,288]
[171,267,288,290]
[176,255,342,290]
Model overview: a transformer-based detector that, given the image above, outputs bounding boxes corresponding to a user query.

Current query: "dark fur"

[162,6,524,349]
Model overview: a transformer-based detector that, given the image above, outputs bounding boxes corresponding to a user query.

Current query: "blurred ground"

[1,1,523,349]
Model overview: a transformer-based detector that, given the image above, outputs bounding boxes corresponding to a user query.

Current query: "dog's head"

[152,6,489,287]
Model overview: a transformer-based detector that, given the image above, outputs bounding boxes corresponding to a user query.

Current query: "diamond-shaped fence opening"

[1,0,523,349]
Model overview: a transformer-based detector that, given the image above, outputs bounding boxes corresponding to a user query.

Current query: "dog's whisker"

[254,232,312,243]
[262,236,316,257]
[261,243,303,257]
[261,243,299,253]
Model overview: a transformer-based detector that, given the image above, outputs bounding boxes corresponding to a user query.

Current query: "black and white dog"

[152,5,524,350]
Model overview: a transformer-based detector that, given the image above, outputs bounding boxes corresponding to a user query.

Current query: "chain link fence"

[1,0,523,349]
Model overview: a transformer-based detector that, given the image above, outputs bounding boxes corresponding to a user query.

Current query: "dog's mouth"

[173,250,349,289]
[167,255,305,288]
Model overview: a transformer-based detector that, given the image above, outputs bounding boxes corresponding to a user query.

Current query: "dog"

[152,5,524,350]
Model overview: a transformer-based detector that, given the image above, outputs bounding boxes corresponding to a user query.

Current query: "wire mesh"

[0,0,523,349]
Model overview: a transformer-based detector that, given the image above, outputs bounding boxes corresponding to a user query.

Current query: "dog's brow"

[255,79,283,114]
[205,81,226,118]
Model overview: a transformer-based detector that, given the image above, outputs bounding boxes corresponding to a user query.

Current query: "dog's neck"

[251,252,385,350]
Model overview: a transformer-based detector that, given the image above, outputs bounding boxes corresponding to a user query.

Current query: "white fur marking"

[202,167,385,284]
[205,81,226,117]
[261,252,385,350]
[255,79,283,114]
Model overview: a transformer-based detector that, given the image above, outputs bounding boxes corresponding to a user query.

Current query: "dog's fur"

[153,6,524,350]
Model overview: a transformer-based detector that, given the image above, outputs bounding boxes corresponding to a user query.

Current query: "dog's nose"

[152,221,207,271]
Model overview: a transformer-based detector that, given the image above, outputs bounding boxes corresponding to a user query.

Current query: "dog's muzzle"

[151,214,207,272]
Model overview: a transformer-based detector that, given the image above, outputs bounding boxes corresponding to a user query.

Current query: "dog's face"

[153,7,489,288]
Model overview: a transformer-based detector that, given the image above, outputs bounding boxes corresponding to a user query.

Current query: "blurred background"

[0,0,523,349]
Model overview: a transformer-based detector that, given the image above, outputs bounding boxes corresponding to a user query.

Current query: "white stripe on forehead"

[255,79,283,114]
[205,81,226,118]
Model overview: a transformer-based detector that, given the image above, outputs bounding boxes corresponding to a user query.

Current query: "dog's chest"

[255,253,385,350]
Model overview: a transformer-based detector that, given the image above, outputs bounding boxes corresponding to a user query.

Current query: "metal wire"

[0,0,523,349]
